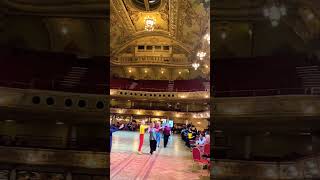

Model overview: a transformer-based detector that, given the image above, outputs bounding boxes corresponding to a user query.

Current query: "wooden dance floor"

[110,131,209,180]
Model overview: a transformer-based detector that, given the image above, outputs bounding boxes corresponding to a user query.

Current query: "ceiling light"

[129,69,132,73]
[145,16,156,31]
[178,71,181,74]
[56,121,64,125]
[307,13,315,20]
[61,27,68,35]
[144,70,148,73]
[161,71,164,74]
[221,32,227,39]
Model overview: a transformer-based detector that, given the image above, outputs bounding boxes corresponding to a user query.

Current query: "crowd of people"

[110,120,210,156]
[180,124,210,149]
[137,120,172,155]
[110,120,172,154]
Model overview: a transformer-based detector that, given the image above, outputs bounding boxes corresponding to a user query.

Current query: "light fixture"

[144,70,148,73]
[161,70,164,74]
[56,121,64,125]
[178,71,181,75]
[204,33,210,44]
[197,51,206,60]
[192,62,200,70]
[128,69,132,73]
[221,31,227,39]
[144,16,156,31]
[263,3,287,27]
[307,12,315,20]
[61,26,68,35]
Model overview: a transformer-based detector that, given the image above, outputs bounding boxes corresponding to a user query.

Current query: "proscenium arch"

[111,31,192,56]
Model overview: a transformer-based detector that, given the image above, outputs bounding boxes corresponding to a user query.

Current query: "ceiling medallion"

[145,16,156,31]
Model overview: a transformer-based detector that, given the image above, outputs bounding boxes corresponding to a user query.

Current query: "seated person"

[196,134,206,146]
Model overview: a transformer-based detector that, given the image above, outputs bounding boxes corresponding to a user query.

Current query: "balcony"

[111,56,191,66]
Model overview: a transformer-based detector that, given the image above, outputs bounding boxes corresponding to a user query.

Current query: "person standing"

[149,123,157,154]
[163,124,171,148]
[138,120,149,154]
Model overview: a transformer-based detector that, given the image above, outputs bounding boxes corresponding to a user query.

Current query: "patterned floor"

[110,131,210,180]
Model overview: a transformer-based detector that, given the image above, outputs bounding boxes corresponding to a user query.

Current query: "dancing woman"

[148,122,157,155]
[138,120,149,154]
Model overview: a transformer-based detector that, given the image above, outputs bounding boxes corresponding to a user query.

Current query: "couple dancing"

[138,120,171,155]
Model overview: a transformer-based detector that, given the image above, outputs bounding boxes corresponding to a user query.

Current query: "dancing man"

[138,120,149,154]
[149,122,157,155]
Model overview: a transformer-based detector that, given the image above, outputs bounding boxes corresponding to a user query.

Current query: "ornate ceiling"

[110,0,210,56]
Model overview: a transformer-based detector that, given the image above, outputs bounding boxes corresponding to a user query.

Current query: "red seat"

[204,143,210,156]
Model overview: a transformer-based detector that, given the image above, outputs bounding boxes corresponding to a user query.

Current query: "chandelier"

[263,2,287,27]
[144,16,156,31]
[192,62,200,70]
[197,51,206,60]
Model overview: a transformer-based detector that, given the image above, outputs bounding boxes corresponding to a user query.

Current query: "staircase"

[60,66,88,88]
[168,80,174,91]
[296,66,320,88]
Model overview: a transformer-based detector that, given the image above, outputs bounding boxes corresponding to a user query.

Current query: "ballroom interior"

[109,0,211,179]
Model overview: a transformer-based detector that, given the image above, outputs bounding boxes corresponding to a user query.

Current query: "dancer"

[138,120,149,154]
[155,122,162,148]
[110,123,124,152]
[163,123,171,148]
[148,122,157,154]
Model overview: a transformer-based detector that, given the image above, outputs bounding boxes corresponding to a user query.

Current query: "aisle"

[111,131,209,180]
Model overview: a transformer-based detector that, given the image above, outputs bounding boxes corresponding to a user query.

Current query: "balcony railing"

[111,56,191,66]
